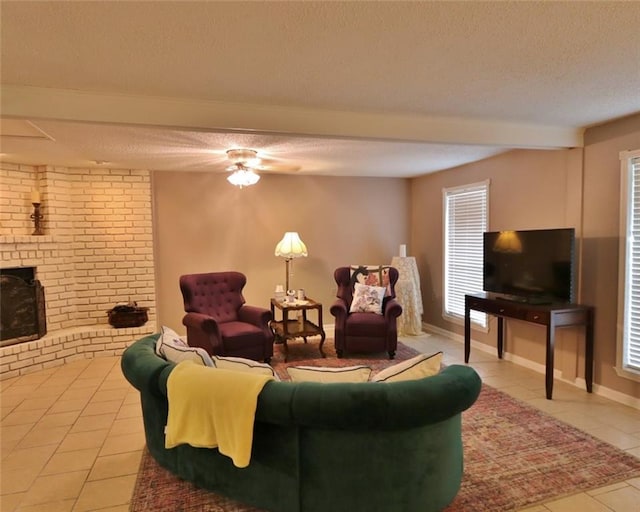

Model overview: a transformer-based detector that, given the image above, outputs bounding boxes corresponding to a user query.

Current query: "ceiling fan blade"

[253,155,301,173]
[221,147,302,173]
[255,163,302,173]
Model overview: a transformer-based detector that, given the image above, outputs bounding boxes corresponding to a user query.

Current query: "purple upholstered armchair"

[179,272,274,362]
[330,266,403,359]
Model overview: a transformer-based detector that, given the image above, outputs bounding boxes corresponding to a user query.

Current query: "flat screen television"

[483,228,576,304]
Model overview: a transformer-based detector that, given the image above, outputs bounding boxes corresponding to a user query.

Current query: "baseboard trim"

[323,324,335,339]
[422,322,640,410]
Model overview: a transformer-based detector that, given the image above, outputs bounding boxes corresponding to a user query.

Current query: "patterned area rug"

[130,340,640,512]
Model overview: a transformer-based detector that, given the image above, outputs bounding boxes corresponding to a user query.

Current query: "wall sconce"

[30,190,44,236]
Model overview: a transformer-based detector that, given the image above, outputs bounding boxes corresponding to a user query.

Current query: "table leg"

[464,303,471,363]
[318,305,326,358]
[282,308,289,362]
[319,330,326,357]
[545,317,556,400]
[302,310,308,343]
[497,317,504,359]
[585,308,594,393]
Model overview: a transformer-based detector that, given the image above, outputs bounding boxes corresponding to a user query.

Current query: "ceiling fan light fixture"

[226,148,259,166]
[227,165,260,188]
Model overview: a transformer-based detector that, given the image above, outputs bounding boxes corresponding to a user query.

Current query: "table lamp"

[275,232,308,292]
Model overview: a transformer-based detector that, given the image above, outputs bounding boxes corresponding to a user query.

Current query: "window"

[617,150,640,380]
[443,181,488,328]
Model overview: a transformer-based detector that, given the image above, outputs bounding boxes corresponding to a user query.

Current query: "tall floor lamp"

[275,232,308,292]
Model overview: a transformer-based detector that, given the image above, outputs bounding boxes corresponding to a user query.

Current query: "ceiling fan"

[225,148,300,188]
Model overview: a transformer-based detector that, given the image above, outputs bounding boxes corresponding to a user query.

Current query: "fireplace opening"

[0,267,47,347]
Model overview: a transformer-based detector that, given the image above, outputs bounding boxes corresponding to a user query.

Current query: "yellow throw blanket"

[165,360,273,468]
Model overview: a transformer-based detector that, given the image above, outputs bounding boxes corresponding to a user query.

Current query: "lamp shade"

[275,232,308,259]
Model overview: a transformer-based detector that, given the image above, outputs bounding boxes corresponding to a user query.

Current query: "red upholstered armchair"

[330,266,403,359]
[179,272,274,362]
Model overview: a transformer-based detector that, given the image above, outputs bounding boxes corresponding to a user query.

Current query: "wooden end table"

[270,298,326,362]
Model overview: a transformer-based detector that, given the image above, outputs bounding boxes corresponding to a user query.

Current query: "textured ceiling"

[1,1,639,177]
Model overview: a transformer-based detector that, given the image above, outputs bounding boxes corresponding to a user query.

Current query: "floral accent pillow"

[350,265,392,296]
[349,283,386,315]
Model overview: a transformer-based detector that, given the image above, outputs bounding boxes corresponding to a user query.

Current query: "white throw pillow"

[155,325,179,356]
[371,352,443,383]
[287,365,372,383]
[349,282,386,315]
[156,326,214,367]
[212,355,280,381]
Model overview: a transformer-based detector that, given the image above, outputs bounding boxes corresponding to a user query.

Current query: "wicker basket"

[107,307,149,328]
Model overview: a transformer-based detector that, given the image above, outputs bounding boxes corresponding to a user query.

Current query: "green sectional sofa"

[121,333,482,512]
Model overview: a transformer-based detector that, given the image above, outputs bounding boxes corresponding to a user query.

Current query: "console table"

[464,292,594,399]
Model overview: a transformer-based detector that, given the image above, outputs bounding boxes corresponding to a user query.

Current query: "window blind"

[622,155,640,372]
[444,182,488,327]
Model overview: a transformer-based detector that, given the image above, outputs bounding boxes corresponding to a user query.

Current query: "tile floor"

[1,332,639,512]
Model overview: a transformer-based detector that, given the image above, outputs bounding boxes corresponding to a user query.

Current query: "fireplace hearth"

[0,267,47,347]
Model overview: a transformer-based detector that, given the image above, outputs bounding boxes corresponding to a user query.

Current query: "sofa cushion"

[349,283,386,314]
[371,352,443,383]
[219,321,265,348]
[287,365,372,383]
[212,355,280,380]
[156,326,214,367]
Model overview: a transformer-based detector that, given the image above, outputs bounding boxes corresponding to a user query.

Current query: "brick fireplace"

[0,163,156,379]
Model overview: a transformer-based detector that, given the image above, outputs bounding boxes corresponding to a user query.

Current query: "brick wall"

[0,163,39,233]
[0,163,156,378]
